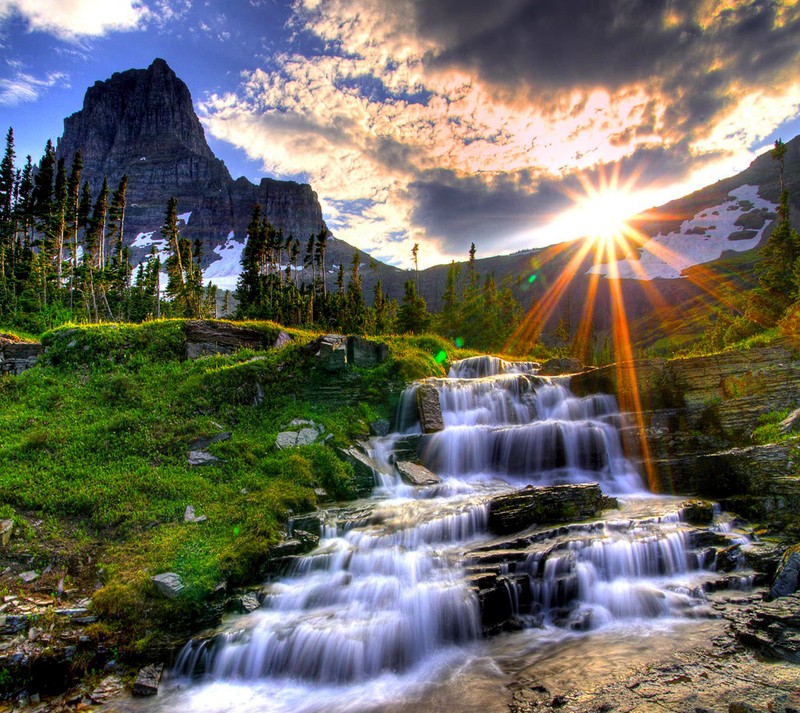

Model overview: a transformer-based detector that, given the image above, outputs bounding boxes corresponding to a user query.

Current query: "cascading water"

[144,355,755,713]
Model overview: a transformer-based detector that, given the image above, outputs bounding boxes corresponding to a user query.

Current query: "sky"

[1,0,799,269]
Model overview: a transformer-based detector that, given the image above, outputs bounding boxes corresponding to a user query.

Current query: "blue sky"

[1,0,800,268]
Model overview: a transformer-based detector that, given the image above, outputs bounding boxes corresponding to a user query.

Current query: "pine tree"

[66,152,83,308]
[396,279,430,334]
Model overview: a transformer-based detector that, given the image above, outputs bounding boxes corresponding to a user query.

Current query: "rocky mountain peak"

[53,59,331,276]
[58,58,220,181]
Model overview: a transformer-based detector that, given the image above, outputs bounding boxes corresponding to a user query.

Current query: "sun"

[556,165,641,246]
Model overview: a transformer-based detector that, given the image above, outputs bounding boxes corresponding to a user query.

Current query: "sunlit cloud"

[198,0,800,267]
[0,0,148,40]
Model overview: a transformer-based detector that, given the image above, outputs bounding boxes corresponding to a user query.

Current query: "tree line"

[0,126,523,345]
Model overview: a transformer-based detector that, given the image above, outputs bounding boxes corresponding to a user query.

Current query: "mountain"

[55,58,405,291]
[55,59,799,350]
[415,136,800,350]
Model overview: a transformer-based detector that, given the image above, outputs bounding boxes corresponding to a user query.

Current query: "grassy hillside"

[0,320,459,664]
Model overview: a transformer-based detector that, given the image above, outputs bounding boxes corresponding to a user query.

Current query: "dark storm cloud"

[408,142,727,254]
[413,0,800,139]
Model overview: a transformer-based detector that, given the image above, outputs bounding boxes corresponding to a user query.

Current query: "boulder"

[337,445,378,496]
[487,483,614,535]
[778,407,800,435]
[185,320,267,359]
[346,336,388,368]
[184,505,197,522]
[308,334,348,371]
[0,339,43,375]
[275,431,298,449]
[416,383,444,433]
[0,519,12,547]
[132,664,164,696]
[369,419,391,437]
[273,330,293,349]
[238,592,261,613]
[187,450,220,466]
[680,499,715,524]
[396,461,441,486]
[769,544,800,599]
[188,431,231,450]
[151,572,185,598]
[295,428,318,446]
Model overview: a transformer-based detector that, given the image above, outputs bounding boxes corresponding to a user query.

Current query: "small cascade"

[159,353,758,713]
[419,358,643,494]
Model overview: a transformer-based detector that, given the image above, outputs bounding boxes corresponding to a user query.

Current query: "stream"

[128,356,758,712]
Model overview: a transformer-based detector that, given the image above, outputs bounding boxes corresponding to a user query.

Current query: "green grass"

[751,408,792,445]
[0,320,475,652]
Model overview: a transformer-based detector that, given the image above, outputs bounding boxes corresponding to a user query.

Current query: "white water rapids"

[131,355,756,713]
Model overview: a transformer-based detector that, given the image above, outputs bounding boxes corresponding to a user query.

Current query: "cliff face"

[570,341,800,530]
[55,59,326,271]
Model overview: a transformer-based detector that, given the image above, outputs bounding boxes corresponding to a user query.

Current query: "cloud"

[200,0,800,267]
[0,68,67,106]
[0,0,148,40]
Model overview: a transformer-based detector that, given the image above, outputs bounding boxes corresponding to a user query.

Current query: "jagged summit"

[58,58,219,179]
[54,59,327,273]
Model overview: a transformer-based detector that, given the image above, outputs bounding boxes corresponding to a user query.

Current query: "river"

[125,355,757,712]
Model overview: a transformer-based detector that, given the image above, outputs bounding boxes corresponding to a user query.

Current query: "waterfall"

[161,354,754,713]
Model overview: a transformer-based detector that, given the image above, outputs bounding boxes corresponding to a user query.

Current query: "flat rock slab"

[133,664,164,696]
[151,572,185,598]
[488,483,613,535]
[188,449,220,466]
[185,320,267,359]
[396,461,441,486]
[19,570,39,583]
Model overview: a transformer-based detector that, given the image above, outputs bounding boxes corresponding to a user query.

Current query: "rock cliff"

[55,59,326,274]
[570,340,800,529]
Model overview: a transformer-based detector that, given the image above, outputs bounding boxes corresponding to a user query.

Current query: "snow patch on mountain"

[202,232,246,292]
[587,185,776,280]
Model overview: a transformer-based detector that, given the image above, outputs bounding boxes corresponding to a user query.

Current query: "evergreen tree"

[396,279,430,334]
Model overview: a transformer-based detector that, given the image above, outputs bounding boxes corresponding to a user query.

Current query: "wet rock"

[416,383,444,433]
[90,675,124,704]
[488,483,614,535]
[132,664,164,696]
[769,544,800,599]
[185,320,267,359]
[239,592,261,613]
[151,573,185,598]
[681,499,715,524]
[538,357,583,376]
[729,592,800,662]
[396,461,441,486]
[337,445,378,497]
[369,419,391,437]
